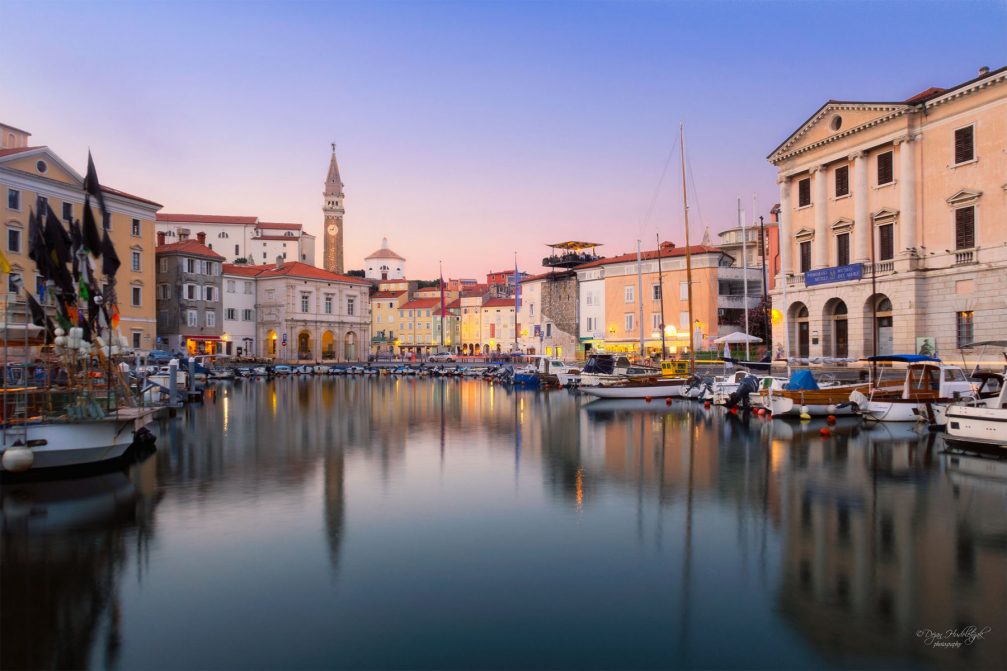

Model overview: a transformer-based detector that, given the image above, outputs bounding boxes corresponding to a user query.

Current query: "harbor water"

[2,377,1004,670]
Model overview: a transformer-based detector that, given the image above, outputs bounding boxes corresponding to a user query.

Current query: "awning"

[186,335,222,342]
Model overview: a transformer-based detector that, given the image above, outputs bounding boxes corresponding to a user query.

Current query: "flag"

[69,218,83,280]
[43,204,75,296]
[82,195,103,256]
[83,150,109,219]
[27,208,51,279]
[100,228,120,278]
[0,249,9,274]
[514,256,520,311]
[110,303,120,330]
[25,291,55,343]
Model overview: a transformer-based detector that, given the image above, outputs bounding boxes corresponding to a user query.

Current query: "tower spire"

[326,143,343,193]
[323,143,345,273]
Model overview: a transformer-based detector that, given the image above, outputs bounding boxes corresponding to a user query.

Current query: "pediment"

[872,208,899,222]
[0,146,84,186]
[794,227,815,240]
[946,189,982,205]
[768,101,909,163]
[831,218,854,232]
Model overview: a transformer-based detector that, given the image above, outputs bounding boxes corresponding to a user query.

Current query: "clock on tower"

[322,143,345,273]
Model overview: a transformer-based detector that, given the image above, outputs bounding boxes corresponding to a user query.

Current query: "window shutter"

[877,152,893,185]
[798,178,811,206]
[954,126,974,164]
[835,166,849,197]
[955,207,975,249]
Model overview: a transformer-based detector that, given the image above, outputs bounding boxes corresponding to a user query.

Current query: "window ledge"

[796,203,813,211]
[950,158,978,169]
[833,193,851,202]
[874,180,896,190]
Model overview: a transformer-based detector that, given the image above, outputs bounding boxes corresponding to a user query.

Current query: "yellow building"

[768,65,1007,359]
[480,298,517,354]
[459,291,486,355]
[397,297,442,356]
[370,288,409,356]
[1,125,160,350]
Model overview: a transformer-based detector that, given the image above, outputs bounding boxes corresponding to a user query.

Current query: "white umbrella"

[713,332,763,345]
[724,342,734,368]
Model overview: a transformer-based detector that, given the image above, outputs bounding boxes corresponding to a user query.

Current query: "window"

[235,244,240,256]
[7,228,20,253]
[679,281,688,300]
[800,241,811,273]
[652,283,662,300]
[37,196,47,212]
[62,202,73,221]
[185,284,196,300]
[35,275,44,297]
[131,251,141,272]
[835,165,849,197]
[204,286,216,302]
[7,189,20,210]
[186,309,198,327]
[158,284,171,300]
[957,311,974,348]
[7,273,20,293]
[300,292,310,312]
[226,279,236,293]
[586,292,593,306]
[955,206,975,250]
[798,178,811,206]
[586,316,596,332]
[348,297,356,316]
[837,233,850,266]
[878,223,894,261]
[624,285,635,303]
[205,310,216,328]
[225,308,236,320]
[132,331,142,349]
[244,281,253,294]
[652,313,661,330]
[954,125,974,164]
[877,151,893,185]
[131,286,141,306]
[131,219,141,236]
[102,212,111,230]
[242,309,254,321]
[159,258,167,273]
[545,323,552,337]
[624,313,634,332]
[529,302,535,316]
[324,294,333,314]
[679,311,689,329]
[186,259,196,273]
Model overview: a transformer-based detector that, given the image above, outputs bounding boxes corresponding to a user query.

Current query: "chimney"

[979,66,990,77]
[196,231,206,244]
[157,231,166,246]
[276,255,284,269]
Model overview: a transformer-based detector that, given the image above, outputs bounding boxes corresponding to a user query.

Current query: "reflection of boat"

[582,398,678,413]
[850,355,975,423]
[943,452,1007,483]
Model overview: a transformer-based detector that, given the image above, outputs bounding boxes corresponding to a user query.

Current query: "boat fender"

[2,445,34,472]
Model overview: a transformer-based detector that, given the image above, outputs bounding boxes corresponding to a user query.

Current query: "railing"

[954,249,975,265]
[869,261,894,274]
[786,273,805,287]
[717,294,761,309]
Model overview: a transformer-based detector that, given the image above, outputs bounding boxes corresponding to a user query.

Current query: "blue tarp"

[864,354,940,363]
[784,370,819,391]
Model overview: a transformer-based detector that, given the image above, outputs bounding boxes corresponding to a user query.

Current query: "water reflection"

[1,378,1002,670]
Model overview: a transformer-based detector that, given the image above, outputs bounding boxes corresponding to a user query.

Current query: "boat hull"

[580,381,685,399]
[1,408,157,472]
[944,406,1007,450]
[759,386,866,416]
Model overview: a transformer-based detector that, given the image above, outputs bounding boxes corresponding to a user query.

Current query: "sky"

[3,0,1005,279]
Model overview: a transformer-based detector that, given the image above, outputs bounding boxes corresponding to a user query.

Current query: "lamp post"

[759,215,770,347]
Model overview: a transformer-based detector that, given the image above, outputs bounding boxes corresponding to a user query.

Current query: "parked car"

[429,352,455,363]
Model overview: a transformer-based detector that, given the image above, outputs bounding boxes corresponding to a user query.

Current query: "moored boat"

[849,355,975,423]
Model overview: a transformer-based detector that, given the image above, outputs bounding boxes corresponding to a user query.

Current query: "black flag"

[82,195,103,256]
[26,291,55,343]
[27,208,52,280]
[83,150,109,219]
[100,228,120,278]
[69,218,83,281]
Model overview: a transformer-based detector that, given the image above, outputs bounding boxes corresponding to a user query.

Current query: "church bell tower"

[323,143,345,273]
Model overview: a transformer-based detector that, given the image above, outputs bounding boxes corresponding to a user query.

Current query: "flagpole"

[513,252,519,356]
[656,233,667,360]
[636,240,644,359]
[680,123,696,376]
[439,260,445,351]
[740,195,750,361]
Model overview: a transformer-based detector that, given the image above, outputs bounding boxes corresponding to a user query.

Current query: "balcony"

[954,249,975,266]
[718,294,761,310]
[717,266,764,282]
[542,252,601,269]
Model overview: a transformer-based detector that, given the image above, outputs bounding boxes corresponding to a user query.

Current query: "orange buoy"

[665,398,673,406]
[645,396,652,403]
[826,415,837,424]
[820,427,831,436]
[729,407,738,414]
[704,401,711,408]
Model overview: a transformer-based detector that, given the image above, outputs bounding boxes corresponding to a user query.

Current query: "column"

[777,175,792,278]
[812,165,829,269]
[897,135,917,252]
[851,151,869,263]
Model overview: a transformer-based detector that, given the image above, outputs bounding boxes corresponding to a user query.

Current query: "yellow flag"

[0,249,10,274]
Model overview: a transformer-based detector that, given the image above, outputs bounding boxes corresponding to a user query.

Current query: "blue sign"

[805,263,863,287]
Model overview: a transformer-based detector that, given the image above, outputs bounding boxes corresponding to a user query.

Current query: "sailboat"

[1,156,159,474]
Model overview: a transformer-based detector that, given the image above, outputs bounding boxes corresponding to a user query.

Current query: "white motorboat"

[578,354,659,387]
[943,361,1007,452]
[513,355,580,387]
[849,355,975,423]
[580,377,686,399]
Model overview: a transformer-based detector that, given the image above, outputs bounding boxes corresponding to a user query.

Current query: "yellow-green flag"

[0,249,11,274]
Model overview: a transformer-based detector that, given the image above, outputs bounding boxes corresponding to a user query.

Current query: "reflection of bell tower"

[323,143,345,273]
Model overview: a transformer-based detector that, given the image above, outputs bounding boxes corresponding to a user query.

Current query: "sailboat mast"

[741,195,750,361]
[656,232,667,360]
[636,240,644,358]
[680,124,696,375]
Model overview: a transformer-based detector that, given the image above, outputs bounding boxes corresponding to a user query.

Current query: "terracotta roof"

[0,145,44,158]
[258,222,302,230]
[252,235,301,241]
[156,240,225,259]
[157,213,258,225]
[573,245,723,270]
[365,247,405,260]
[101,185,162,208]
[401,298,441,310]
[483,298,516,308]
[445,298,461,309]
[222,264,265,277]
[371,290,407,299]
[904,87,946,104]
[255,261,369,285]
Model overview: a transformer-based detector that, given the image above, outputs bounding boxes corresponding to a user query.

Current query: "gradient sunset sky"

[3,0,1005,279]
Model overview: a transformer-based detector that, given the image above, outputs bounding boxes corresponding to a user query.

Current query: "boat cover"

[784,370,819,391]
[864,354,940,363]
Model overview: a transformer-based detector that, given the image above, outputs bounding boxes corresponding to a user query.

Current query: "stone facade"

[155,235,225,354]
[518,271,579,358]
[769,66,1007,360]
[322,145,345,273]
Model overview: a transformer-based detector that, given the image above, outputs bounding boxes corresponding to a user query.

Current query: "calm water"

[2,378,1005,670]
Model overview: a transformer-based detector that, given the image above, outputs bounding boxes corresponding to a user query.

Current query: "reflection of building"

[155,232,225,354]
[769,66,1007,359]
[1,124,161,350]
[254,259,370,361]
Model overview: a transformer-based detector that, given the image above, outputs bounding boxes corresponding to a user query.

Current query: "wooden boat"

[849,355,975,423]
[580,376,687,399]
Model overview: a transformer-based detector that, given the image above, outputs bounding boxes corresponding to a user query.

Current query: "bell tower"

[323,143,345,273]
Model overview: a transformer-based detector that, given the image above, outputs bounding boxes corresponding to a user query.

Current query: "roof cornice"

[768,102,908,164]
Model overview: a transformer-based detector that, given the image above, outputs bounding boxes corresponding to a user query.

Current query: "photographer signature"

[916,626,992,648]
